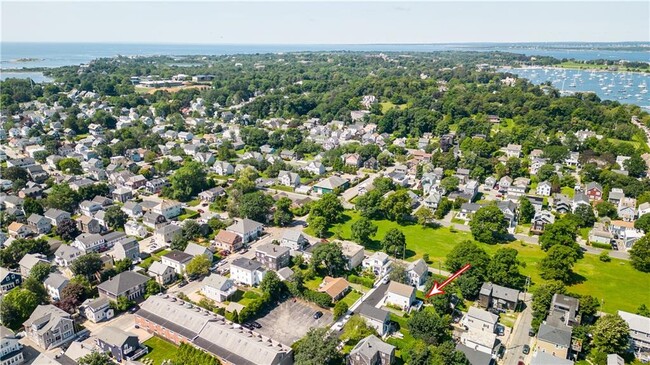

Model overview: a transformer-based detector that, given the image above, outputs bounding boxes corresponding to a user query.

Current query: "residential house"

[72,233,105,253]
[280,230,309,251]
[0,325,24,365]
[160,250,193,275]
[358,304,391,336]
[255,244,291,271]
[362,252,392,277]
[122,202,143,218]
[152,201,182,220]
[113,238,140,262]
[536,181,552,197]
[548,294,580,327]
[313,176,350,195]
[80,297,114,323]
[340,241,365,270]
[638,202,650,217]
[304,161,326,175]
[26,214,51,235]
[406,259,428,287]
[226,218,264,244]
[184,242,212,260]
[537,323,572,359]
[198,187,226,203]
[77,215,102,234]
[95,327,147,362]
[201,274,237,302]
[531,210,555,234]
[146,178,169,194]
[112,187,133,204]
[585,182,603,201]
[478,282,520,311]
[44,208,71,227]
[505,144,522,158]
[530,351,574,365]
[23,304,75,349]
[618,310,650,362]
[318,276,349,301]
[497,200,517,230]
[277,171,301,187]
[125,221,148,238]
[464,307,498,334]
[498,176,512,192]
[154,224,182,246]
[213,161,234,176]
[553,194,572,214]
[0,268,21,293]
[589,223,614,246]
[18,253,48,277]
[147,262,176,285]
[44,273,69,301]
[384,281,416,311]
[618,197,637,222]
[214,230,244,252]
[608,188,626,205]
[97,271,150,301]
[79,200,103,216]
[7,222,32,239]
[463,180,479,201]
[142,212,167,229]
[455,344,495,365]
[348,335,395,365]
[134,295,293,365]
[230,257,266,286]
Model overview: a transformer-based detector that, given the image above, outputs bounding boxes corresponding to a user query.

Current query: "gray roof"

[157,224,182,235]
[163,250,193,263]
[480,282,520,303]
[387,281,415,298]
[227,218,263,235]
[618,310,650,334]
[530,351,574,365]
[455,343,494,365]
[44,208,70,220]
[358,304,389,323]
[231,257,263,272]
[27,213,46,224]
[202,274,233,291]
[406,258,428,277]
[23,304,71,329]
[538,323,572,347]
[19,253,48,270]
[350,335,395,363]
[97,271,149,296]
[314,176,348,190]
[281,230,304,242]
[184,242,212,257]
[256,243,290,258]
[148,261,173,276]
[467,307,499,325]
[44,272,69,289]
[82,297,111,311]
[276,267,294,281]
[96,326,137,346]
[55,245,82,260]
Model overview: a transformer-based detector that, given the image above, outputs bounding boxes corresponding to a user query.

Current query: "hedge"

[348,274,374,289]
[591,242,612,250]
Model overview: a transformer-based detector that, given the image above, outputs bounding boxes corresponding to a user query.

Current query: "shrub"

[348,274,374,288]
[591,242,612,250]
[303,289,332,308]
[599,251,611,262]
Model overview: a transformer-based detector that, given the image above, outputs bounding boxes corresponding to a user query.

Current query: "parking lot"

[254,298,333,345]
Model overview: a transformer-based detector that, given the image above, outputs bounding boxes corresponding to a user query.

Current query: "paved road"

[503,293,534,365]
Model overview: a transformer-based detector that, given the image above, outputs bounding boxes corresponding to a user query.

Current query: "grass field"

[561,186,575,198]
[142,336,178,365]
[313,210,650,313]
[379,101,407,114]
[340,290,362,308]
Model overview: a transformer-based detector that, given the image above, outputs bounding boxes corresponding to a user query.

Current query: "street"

[502,293,533,365]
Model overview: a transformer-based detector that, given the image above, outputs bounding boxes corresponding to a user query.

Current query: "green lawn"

[142,336,178,365]
[561,186,575,198]
[379,101,407,114]
[304,276,324,291]
[320,210,650,313]
[270,185,295,193]
[186,199,201,207]
[177,208,200,221]
[340,290,362,308]
[138,249,171,270]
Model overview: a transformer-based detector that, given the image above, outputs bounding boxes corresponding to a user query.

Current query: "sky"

[1,1,649,44]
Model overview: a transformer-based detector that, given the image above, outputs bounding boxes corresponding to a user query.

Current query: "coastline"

[504,64,650,75]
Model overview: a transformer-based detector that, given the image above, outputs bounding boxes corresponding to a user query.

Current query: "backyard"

[311,210,650,313]
[141,336,178,365]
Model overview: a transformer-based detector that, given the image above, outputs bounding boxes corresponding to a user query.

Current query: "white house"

[54,245,83,267]
[147,261,176,285]
[304,161,326,175]
[124,220,148,238]
[280,230,309,251]
[384,281,416,311]
[536,181,552,197]
[160,250,192,275]
[154,224,182,246]
[362,252,393,277]
[213,161,234,176]
[201,274,237,302]
[152,200,183,220]
[277,171,301,187]
[406,259,428,287]
[80,297,114,323]
[44,273,69,301]
[358,304,391,336]
[226,218,264,244]
[230,257,266,286]
[0,325,24,365]
[463,307,498,333]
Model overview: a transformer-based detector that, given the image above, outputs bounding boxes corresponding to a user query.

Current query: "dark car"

[252,321,262,329]
[128,305,140,314]
[242,323,254,330]
[522,345,530,354]
[313,311,323,319]
[528,328,535,337]
[178,280,187,288]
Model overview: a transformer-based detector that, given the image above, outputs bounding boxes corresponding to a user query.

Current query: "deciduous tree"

[469,205,507,244]
[351,217,378,246]
[381,228,406,258]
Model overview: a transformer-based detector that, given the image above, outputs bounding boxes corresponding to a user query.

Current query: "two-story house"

[147,262,176,285]
[405,259,428,287]
[44,273,69,301]
[80,297,114,323]
[160,250,193,275]
[201,273,237,302]
[0,325,24,365]
[95,326,146,363]
[358,304,391,336]
[26,214,51,235]
[280,230,309,252]
[226,218,264,244]
[154,224,182,246]
[255,244,291,271]
[362,252,392,277]
[152,200,183,220]
[348,335,395,365]
[23,305,75,349]
[97,271,149,301]
[230,257,266,286]
[0,268,22,294]
[384,281,415,311]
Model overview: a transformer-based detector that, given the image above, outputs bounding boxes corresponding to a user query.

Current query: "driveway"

[255,298,333,345]
[503,293,534,365]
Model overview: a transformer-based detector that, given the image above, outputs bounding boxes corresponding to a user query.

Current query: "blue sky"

[2,1,648,44]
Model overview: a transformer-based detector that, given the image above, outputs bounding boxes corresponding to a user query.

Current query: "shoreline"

[505,64,650,75]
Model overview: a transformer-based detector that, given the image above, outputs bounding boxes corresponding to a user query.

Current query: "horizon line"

[2,41,650,46]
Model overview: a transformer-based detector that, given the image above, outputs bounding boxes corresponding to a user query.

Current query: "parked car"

[313,311,323,319]
[178,280,187,288]
[198,209,204,214]
[528,328,535,337]
[522,345,530,354]
[128,305,140,314]
[251,321,262,329]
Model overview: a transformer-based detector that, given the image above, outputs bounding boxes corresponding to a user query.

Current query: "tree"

[23,197,44,215]
[637,304,650,317]
[539,245,579,282]
[340,315,377,345]
[518,197,535,223]
[351,218,378,245]
[388,263,408,284]
[635,214,650,233]
[333,301,349,319]
[355,190,384,219]
[537,164,557,182]
[114,258,132,273]
[30,262,52,282]
[293,328,342,365]
[56,157,83,174]
[0,288,39,330]
[104,205,127,230]
[70,253,103,278]
[260,271,284,300]
[58,282,87,312]
[310,193,343,225]
[381,190,412,223]
[408,309,451,345]
[0,238,51,269]
[487,248,525,289]
[539,218,580,256]
[77,352,113,365]
[308,216,329,238]
[239,191,274,223]
[310,242,346,276]
[440,176,460,192]
[185,255,211,278]
[591,314,631,356]
[429,341,470,365]
[629,234,650,272]
[595,201,618,219]
[3,166,28,182]
[57,218,80,241]
[46,184,80,212]
[182,220,202,241]
[170,233,188,251]
[625,154,647,177]
[469,205,507,244]
[273,197,294,227]
[381,228,406,258]
[531,281,566,330]
[578,295,601,324]
[446,240,491,298]
[414,206,435,226]
[231,310,240,324]
[146,280,162,298]
[22,276,48,304]
[168,161,209,201]
[573,204,596,228]
[110,295,135,312]
[434,197,453,219]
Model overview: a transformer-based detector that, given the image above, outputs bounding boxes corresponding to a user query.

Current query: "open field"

[313,210,650,313]
[379,101,407,114]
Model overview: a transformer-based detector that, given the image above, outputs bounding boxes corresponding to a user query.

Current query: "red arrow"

[425,263,472,298]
